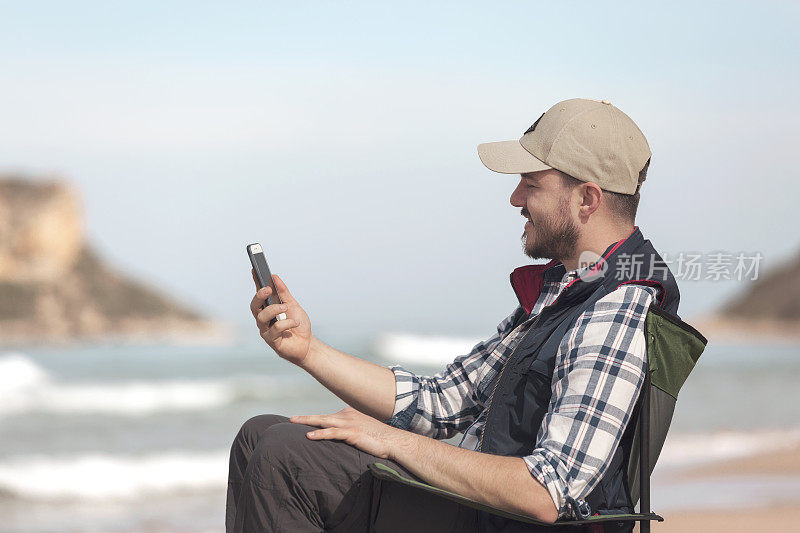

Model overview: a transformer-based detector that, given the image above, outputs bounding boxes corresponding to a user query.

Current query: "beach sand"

[649,444,800,532]
[653,505,800,532]
[683,442,800,478]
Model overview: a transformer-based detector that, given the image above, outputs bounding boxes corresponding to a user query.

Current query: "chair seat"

[368,463,664,527]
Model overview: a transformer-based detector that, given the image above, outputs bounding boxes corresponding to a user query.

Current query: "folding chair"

[369,306,707,531]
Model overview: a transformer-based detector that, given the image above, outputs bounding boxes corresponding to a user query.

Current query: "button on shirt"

[386,262,658,517]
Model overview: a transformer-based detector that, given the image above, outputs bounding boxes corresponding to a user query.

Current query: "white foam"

[3,429,797,502]
[373,332,480,366]
[657,428,800,470]
[0,354,295,417]
[0,450,228,500]
[0,352,50,391]
[5,379,240,416]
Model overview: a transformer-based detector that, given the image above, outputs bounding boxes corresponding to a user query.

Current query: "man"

[227,98,682,532]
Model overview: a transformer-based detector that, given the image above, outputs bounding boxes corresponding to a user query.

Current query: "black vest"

[478,227,680,533]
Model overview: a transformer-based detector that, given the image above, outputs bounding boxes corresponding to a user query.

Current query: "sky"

[1,1,798,345]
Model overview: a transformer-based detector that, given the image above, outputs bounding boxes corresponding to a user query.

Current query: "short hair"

[559,159,649,223]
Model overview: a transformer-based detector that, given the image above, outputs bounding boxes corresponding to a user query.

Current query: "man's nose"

[510,182,526,207]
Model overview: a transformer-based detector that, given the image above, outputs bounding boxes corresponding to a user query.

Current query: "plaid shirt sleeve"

[386,307,525,439]
[523,284,657,518]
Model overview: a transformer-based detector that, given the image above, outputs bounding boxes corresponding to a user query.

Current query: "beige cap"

[477,98,651,195]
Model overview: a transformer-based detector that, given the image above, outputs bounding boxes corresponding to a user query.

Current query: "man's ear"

[579,182,603,216]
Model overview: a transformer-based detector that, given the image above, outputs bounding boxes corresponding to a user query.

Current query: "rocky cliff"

[693,249,800,343]
[0,176,225,345]
[718,249,800,322]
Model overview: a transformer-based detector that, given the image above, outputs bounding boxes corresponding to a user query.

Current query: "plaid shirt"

[387,262,658,518]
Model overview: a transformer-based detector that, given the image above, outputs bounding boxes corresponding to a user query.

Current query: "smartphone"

[246,243,287,324]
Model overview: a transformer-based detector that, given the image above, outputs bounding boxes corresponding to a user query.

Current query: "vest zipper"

[478,315,541,452]
[478,278,580,452]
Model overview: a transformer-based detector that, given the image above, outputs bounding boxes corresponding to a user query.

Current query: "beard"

[521,196,580,261]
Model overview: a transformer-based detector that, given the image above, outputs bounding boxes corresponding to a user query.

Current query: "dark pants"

[226,414,478,533]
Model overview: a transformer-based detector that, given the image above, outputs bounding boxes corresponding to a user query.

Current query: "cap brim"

[477,140,552,174]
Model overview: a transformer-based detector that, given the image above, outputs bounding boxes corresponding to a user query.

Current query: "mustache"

[521,209,530,219]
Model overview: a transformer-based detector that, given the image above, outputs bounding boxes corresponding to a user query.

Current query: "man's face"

[509,169,580,261]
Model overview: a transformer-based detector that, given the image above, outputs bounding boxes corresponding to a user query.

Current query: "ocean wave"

[372,332,481,366]
[0,353,302,417]
[0,450,228,500]
[0,352,49,390]
[2,428,798,502]
[658,428,800,470]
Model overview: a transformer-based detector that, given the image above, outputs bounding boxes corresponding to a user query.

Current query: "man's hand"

[290,407,400,459]
[291,406,558,523]
[250,271,312,366]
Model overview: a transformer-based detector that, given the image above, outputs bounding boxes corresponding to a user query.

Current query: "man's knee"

[247,422,350,485]
[233,414,288,449]
[237,423,372,531]
[255,421,316,459]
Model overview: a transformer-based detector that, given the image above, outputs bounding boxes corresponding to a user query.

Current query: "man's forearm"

[299,336,397,421]
[390,429,558,523]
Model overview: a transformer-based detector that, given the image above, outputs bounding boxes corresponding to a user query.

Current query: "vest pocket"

[513,364,553,455]
[526,357,551,376]
[520,356,555,412]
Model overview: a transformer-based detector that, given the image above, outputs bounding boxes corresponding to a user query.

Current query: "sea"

[1,333,799,532]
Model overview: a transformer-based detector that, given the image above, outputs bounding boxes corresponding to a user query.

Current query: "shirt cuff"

[385,365,420,430]
[523,449,591,520]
